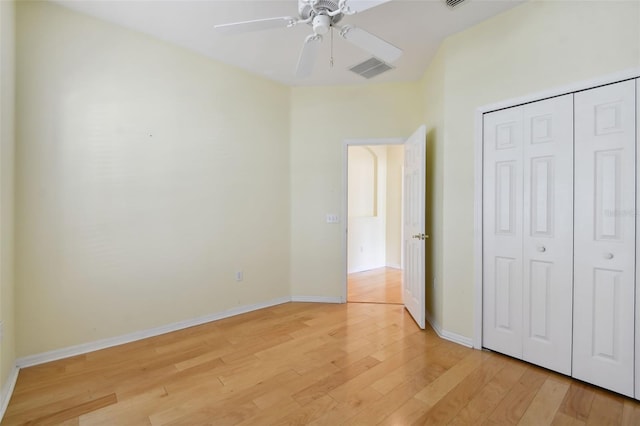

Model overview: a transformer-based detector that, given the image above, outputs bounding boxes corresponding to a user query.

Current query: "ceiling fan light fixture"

[312,14,332,35]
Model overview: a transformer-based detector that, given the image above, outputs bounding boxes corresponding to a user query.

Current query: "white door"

[574,80,636,398]
[403,125,426,329]
[522,95,573,375]
[482,106,524,359]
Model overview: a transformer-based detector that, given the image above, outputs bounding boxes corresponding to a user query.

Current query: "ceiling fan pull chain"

[330,27,334,68]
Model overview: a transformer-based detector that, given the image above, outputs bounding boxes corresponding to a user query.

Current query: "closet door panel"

[574,80,636,397]
[522,94,573,375]
[483,106,524,359]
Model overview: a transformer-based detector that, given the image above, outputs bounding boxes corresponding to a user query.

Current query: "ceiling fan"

[214,0,402,78]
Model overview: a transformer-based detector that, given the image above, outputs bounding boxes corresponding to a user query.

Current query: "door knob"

[537,246,546,253]
[604,252,614,260]
[412,233,430,240]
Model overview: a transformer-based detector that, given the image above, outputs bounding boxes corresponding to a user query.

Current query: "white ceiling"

[52,0,524,87]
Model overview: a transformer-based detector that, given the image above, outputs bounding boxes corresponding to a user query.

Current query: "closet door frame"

[473,68,640,350]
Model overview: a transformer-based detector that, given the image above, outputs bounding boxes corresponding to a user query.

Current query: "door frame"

[342,137,405,303]
[473,67,640,350]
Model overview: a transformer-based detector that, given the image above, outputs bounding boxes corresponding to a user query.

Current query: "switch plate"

[326,214,339,224]
[235,271,243,282]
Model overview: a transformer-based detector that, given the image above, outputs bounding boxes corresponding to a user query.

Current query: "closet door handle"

[604,252,614,260]
[537,246,546,253]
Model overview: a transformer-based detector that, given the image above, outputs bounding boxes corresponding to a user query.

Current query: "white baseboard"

[291,295,344,304]
[426,311,473,348]
[386,263,402,270]
[0,366,19,421]
[16,295,345,369]
[16,296,291,368]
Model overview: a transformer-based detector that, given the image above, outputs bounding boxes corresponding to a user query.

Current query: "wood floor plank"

[348,267,402,304]
[270,394,338,426]
[586,389,624,425]
[292,355,381,406]
[79,387,163,425]
[410,353,506,425]
[621,399,640,426]
[517,377,571,425]
[23,393,117,425]
[307,386,383,425]
[483,366,548,425]
[413,349,485,407]
[347,363,446,425]
[558,381,597,421]
[377,397,430,426]
[552,412,587,426]
[448,357,527,426]
[370,350,443,395]
[327,344,427,402]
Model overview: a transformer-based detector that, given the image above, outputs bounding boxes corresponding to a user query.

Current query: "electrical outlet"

[325,214,339,224]
[235,271,243,282]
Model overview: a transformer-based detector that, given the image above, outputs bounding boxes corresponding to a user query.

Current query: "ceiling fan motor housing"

[298,0,343,24]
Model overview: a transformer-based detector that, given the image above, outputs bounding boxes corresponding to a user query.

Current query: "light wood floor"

[348,267,402,304]
[4,302,640,425]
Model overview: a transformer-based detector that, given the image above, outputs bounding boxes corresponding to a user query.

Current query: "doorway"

[345,141,404,304]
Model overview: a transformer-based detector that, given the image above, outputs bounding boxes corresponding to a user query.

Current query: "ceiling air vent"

[349,57,394,79]
[445,0,466,8]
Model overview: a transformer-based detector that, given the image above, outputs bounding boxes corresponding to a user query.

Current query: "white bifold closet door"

[483,94,573,373]
[483,106,524,359]
[574,80,636,398]
[522,95,573,375]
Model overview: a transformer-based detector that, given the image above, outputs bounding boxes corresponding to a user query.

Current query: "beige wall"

[419,45,446,329]
[15,1,291,356]
[290,83,422,298]
[428,0,640,337]
[0,0,16,388]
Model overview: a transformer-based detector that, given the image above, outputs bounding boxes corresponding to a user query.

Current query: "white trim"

[426,311,473,348]
[291,295,343,303]
[473,68,640,350]
[0,366,19,422]
[343,137,406,146]
[16,296,290,368]
[478,68,640,115]
[342,136,406,303]
[385,263,402,270]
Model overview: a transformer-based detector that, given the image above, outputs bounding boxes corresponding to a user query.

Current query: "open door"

[403,125,427,329]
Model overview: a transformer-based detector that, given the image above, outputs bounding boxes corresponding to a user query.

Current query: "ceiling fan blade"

[339,25,402,63]
[296,34,322,78]
[344,0,393,13]
[214,17,294,35]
